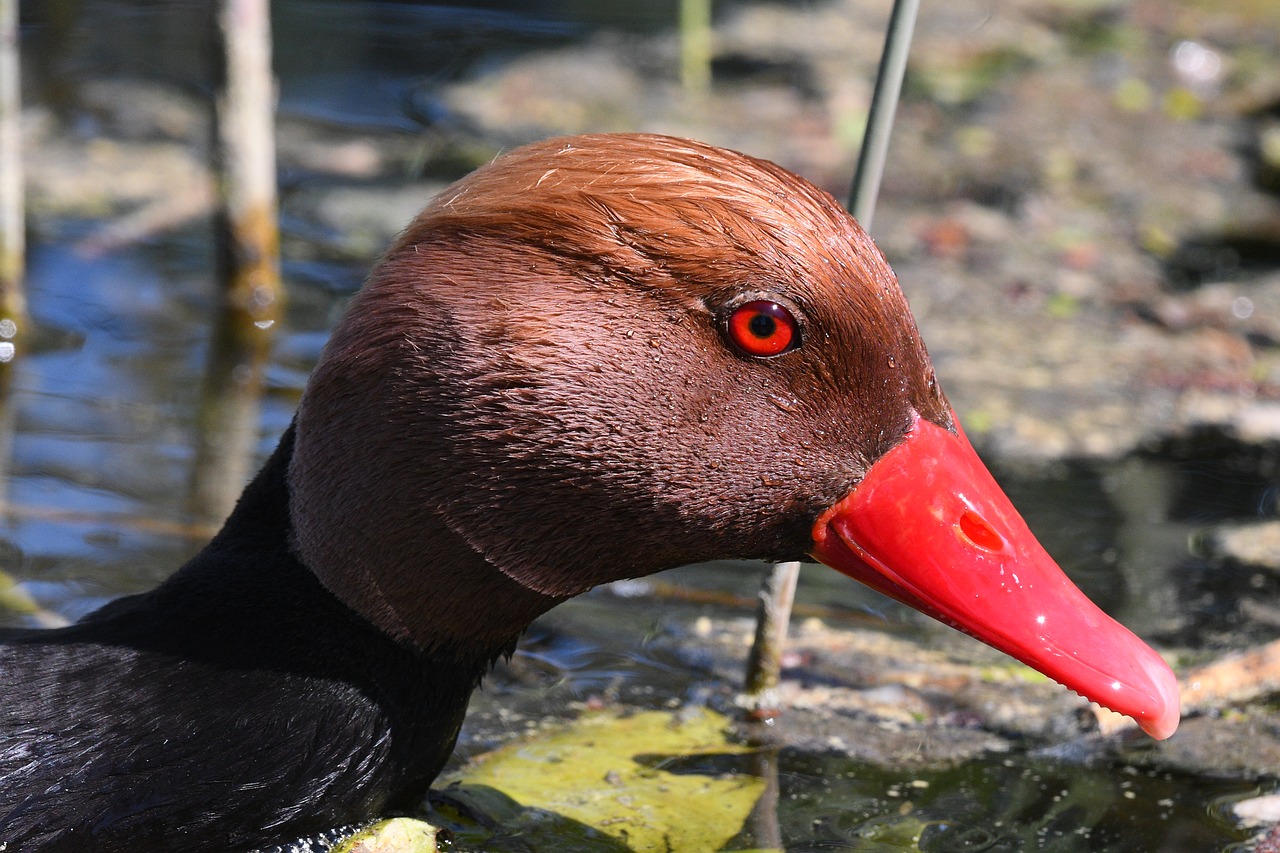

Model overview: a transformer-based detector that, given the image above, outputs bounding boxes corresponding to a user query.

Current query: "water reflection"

[186,302,275,525]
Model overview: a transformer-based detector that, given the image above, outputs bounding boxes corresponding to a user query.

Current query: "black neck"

[59,427,493,834]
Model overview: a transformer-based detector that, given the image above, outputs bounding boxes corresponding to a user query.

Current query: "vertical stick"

[0,1,30,618]
[0,0,26,349]
[848,0,921,229]
[212,0,282,330]
[191,0,281,523]
[742,0,922,719]
[680,0,712,99]
[741,561,800,718]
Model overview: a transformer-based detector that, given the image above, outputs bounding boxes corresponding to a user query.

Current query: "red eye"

[726,300,800,357]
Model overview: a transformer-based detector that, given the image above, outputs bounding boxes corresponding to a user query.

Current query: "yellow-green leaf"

[331,818,438,853]
[438,708,766,852]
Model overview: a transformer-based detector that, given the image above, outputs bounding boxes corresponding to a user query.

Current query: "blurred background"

[3,0,1280,849]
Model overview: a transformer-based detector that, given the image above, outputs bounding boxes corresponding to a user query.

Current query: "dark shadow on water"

[428,784,634,853]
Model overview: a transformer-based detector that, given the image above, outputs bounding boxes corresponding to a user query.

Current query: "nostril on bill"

[958,508,1003,551]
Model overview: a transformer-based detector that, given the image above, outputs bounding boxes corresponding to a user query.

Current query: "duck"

[0,133,1179,852]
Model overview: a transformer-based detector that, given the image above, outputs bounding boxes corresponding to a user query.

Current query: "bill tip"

[1134,656,1181,740]
[1137,711,1179,741]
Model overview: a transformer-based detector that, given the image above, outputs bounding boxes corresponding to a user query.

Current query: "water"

[770,755,1258,852]
[5,1,1279,850]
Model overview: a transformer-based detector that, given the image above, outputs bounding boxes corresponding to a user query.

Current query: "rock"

[1116,708,1280,780]
[1237,404,1280,444]
[1196,521,1280,572]
[287,183,448,259]
[652,611,1102,764]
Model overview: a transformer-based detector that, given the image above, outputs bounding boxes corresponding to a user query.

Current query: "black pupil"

[748,313,777,339]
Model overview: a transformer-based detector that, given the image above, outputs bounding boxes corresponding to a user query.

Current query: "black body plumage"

[0,428,480,852]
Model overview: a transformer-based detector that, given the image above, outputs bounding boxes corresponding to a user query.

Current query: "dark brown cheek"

[672,382,836,544]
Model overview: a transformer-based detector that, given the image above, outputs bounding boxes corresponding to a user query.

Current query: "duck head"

[288,133,1178,740]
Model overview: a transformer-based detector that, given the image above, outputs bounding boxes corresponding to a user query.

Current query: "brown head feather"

[288,133,948,656]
